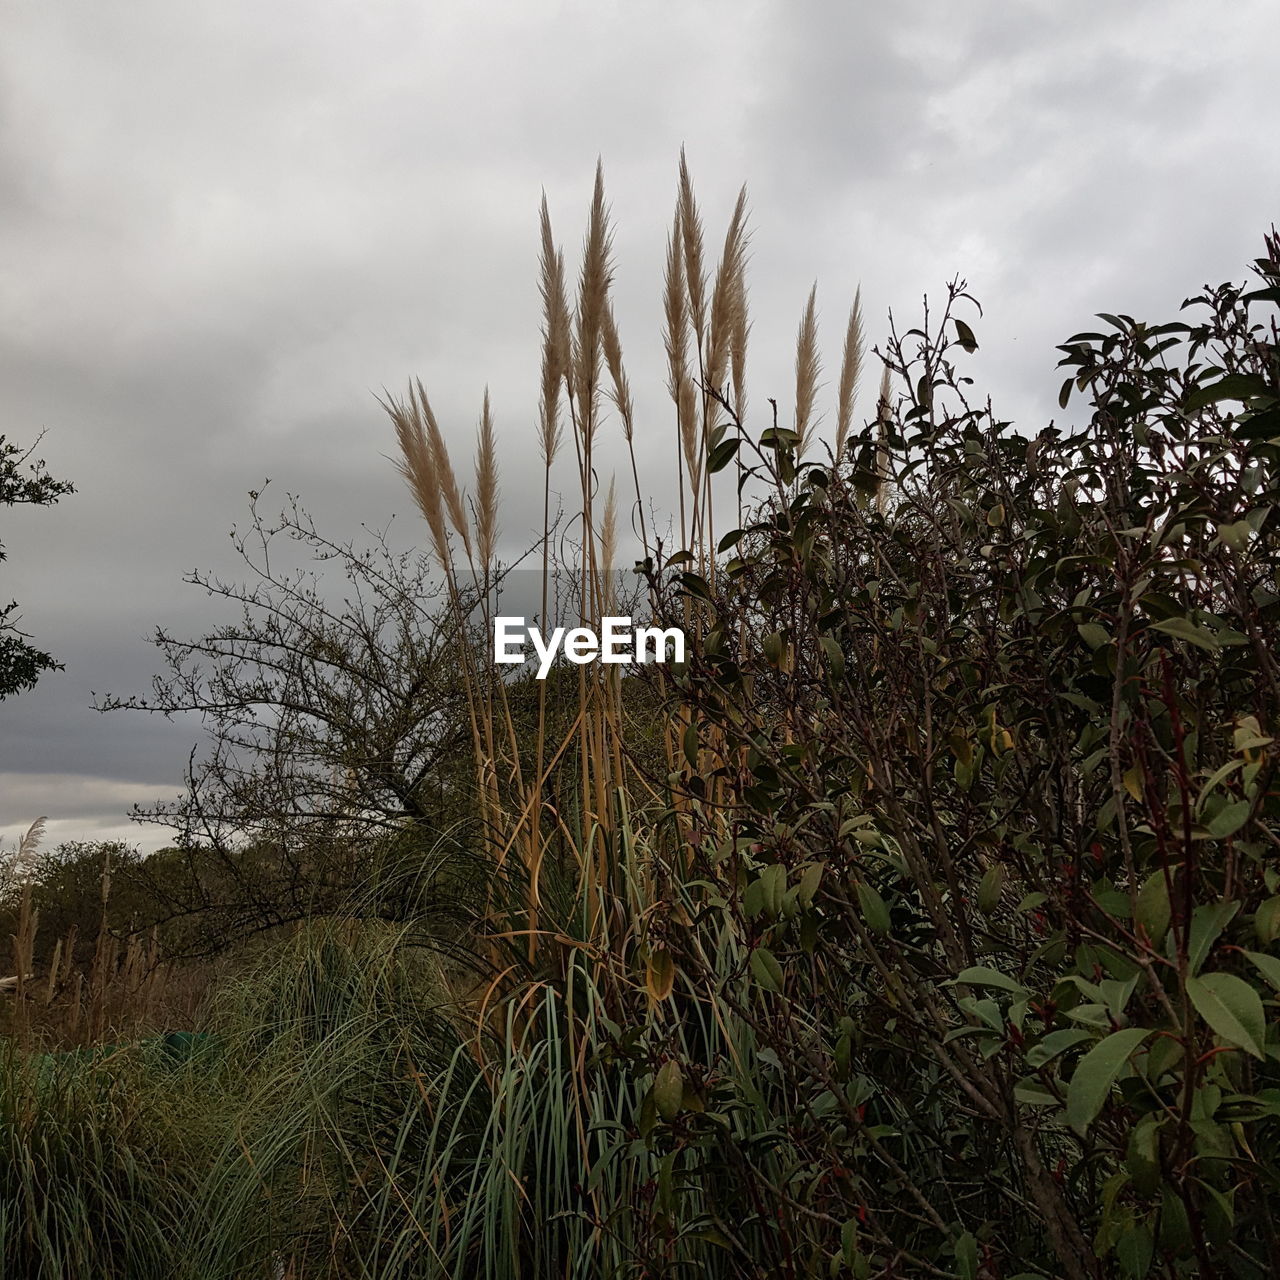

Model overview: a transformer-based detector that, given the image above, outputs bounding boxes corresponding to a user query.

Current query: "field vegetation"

[4,155,1280,1279]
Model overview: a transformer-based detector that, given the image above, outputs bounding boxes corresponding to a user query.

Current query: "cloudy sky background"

[3,0,1278,854]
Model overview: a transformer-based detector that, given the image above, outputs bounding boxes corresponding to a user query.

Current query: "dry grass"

[473,387,499,571]
[793,281,821,456]
[3,830,206,1049]
[835,286,865,462]
[6,817,45,1037]
[385,150,871,988]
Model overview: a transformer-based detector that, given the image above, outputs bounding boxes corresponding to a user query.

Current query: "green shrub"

[643,234,1280,1277]
[0,1039,199,1279]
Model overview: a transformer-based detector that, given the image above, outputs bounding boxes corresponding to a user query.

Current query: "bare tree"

[96,486,487,953]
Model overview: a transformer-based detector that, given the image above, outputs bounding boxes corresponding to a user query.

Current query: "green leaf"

[953,317,979,353]
[1134,871,1171,946]
[977,864,1005,914]
[1158,1185,1192,1253]
[1148,616,1218,650]
[1257,897,1280,945]
[653,1060,684,1121]
[1197,758,1244,808]
[1125,1115,1162,1196]
[1207,799,1251,838]
[1116,1222,1155,1278]
[1065,1028,1151,1135]
[1234,714,1274,752]
[1184,372,1269,411]
[1185,901,1239,976]
[1197,1178,1235,1247]
[750,946,784,994]
[1013,1077,1058,1105]
[1217,519,1252,552]
[841,1218,859,1266]
[742,878,766,919]
[856,881,891,935]
[1025,1027,1093,1068]
[951,965,1027,995]
[683,720,699,769]
[708,435,740,473]
[679,571,712,601]
[819,634,845,679]
[797,861,824,908]
[954,1230,978,1280]
[759,862,786,917]
[1077,622,1110,650]
[1186,972,1266,1059]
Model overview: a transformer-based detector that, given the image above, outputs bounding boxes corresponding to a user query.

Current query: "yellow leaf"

[646,950,676,1002]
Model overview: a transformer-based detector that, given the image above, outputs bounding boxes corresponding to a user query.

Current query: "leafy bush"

[12,157,1279,1280]
[642,234,1280,1276]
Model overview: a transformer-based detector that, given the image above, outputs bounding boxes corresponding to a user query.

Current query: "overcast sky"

[3,0,1278,855]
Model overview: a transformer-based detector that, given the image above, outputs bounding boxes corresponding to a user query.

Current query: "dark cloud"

[3,1,1278,852]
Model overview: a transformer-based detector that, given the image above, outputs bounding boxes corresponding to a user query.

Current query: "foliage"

[0,1037,199,1278]
[9,160,1280,1280]
[0,433,75,699]
[2,842,147,970]
[97,490,473,847]
[641,230,1280,1277]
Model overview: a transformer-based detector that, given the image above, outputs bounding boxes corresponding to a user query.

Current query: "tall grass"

[0,1035,204,1278]
[2,151,875,1277]
[383,147,860,946]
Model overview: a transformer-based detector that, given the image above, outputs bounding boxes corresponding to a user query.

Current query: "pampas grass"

[7,818,46,1036]
[793,282,821,456]
[537,195,570,469]
[0,151,899,1279]
[387,382,452,573]
[835,286,865,463]
[385,152,874,962]
[706,186,750,399]
[473,389,499,572]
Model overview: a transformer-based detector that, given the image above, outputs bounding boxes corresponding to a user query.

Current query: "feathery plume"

[538,194,570,465]
[663,207,689,404]
[572,159,613,448]
[730,239,751,423]
[601,302,634,442]
[793,284,821,457]
[677,147,707,352]
[875,362,892,427]
[679,374,700,495]
[474,387,499,569]
[11,817,46,885]
[663,205,700,494]
[706,185,750,395]
[834,287,865,463]
[385,384,451,571]
[415,378,472,560]
[600,475,618,613]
